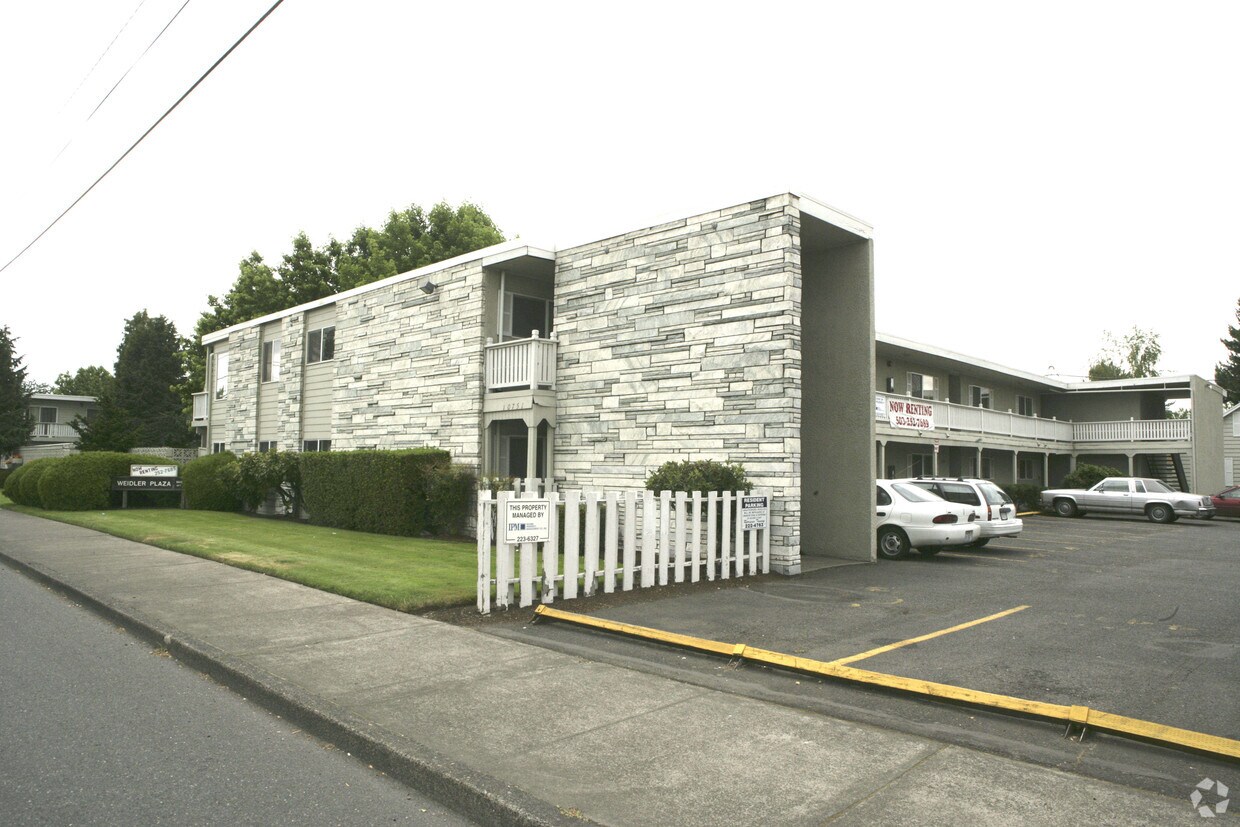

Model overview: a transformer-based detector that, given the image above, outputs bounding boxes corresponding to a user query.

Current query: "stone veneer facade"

[552,195,803,570]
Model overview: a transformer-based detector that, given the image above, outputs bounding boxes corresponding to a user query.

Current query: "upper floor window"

[215,352,229,399]
[969,385,992,409]
[908,372,936,400]
[1017,395,1034,417]
[261,340,281,382]
[502,293,551,340]
[306,326,335,364]
[39,407,57,424]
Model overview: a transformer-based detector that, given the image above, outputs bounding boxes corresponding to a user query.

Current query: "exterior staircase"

[1145,453,1187,491]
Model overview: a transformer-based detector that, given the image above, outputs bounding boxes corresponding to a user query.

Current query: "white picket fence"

[476,489,772,614]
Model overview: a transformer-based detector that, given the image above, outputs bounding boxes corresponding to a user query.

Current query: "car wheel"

[1147,503,1174,524]
[970,538,991,548]
[1054,499,1077,518]
[877,526,910,560]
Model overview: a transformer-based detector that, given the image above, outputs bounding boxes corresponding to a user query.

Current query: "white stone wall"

[552,195,803,570]
[331,260,489,467]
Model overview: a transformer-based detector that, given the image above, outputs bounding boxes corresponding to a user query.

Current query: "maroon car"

[1212,486,1240,518]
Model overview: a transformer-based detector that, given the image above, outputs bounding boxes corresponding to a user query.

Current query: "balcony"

[31,422,78,441]
[485,332,557,391]
[875,393,1191,446]
[192,392,209,426]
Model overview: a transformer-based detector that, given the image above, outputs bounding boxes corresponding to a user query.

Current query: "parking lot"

[484,513,1240,799]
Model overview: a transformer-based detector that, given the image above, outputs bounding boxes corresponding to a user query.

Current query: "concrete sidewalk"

[0,510,1201,825]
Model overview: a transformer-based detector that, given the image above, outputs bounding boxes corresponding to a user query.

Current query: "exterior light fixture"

[420,280,437,295]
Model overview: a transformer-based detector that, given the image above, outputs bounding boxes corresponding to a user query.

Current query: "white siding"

[300,306,336,442]
[1225,410,1239,487]
[257,321,281,443]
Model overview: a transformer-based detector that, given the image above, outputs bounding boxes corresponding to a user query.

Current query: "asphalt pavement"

[0,508,1224,826]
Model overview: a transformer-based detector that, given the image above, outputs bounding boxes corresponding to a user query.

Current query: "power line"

[59,0,150,113]
[55,0,196,162]
[1,0,286,276]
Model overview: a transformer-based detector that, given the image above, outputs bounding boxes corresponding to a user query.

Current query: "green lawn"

[1,499,477,612]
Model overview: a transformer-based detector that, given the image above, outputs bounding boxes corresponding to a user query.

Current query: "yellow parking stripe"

[828,605,1029,665]
[533,606,1240,761]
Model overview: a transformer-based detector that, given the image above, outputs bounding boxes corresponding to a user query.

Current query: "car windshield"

[1143,479,1174,494]
[892,483,942,503]
[977,482,1012,505]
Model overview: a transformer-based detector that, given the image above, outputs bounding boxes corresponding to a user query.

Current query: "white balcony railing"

[1072,418,1190,442]
[31,422,77,440]
[876,394,1192,445]
[192,392,210,426]
[485,332,557,391]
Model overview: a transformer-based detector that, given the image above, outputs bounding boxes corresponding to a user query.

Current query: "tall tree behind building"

[1215,297,1240,405]
[75,312,194,451]
[1088,327,1162,381]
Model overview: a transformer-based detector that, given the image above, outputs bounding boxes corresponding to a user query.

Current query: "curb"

[0,549,594,827]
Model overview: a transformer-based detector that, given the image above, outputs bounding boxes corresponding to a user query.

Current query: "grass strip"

[1,499,476,613]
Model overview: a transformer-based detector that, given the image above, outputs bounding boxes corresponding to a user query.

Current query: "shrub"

[0,467,11,490]
[6,459,55,507]
[300,448,451,536]
[37,452,171,511]
[645,459,752,494]
[231,450,301,514]
[1060,463,1124,491]
[1003,483,1044,511]
[424,464,477,536]
[183,452,241,512]
[21,458,61,507]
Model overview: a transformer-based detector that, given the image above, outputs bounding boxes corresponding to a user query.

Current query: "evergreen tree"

[75,311,194,450]
[1216,297,1240,406]
[0,326,34,457]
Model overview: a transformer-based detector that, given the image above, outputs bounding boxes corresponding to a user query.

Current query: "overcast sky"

[2,1,1238,389]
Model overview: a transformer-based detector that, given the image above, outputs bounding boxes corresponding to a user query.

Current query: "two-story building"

[875,334,1226,493]
[5,393,98,466]
[194,192,877,575]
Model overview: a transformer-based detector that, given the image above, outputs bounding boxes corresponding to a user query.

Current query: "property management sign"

[886,398,935,431]
[503,499,552,545]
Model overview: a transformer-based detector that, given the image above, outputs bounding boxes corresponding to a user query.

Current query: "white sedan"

[876,480,978,560]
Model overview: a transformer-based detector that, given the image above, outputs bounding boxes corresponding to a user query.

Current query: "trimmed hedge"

[5,459,50,507]
[424,464,477,536]
[230,450,301,514]
[36,452,172,511]
[183,452,242,512]
[645,459,752,494]
[300,448,464,537]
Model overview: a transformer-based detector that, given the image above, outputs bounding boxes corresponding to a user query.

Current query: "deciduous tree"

[53,365,115,398]
[1088,327,1162,380]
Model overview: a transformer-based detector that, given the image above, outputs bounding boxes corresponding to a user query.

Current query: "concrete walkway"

[0,510,1203,825]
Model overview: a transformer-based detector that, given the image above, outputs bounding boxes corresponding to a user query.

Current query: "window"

[39,407,57,424]
[258,441,278,453]
[212,442,226,454]
[502,293,552,340]
[938,482,981,506]
[876,486,892,507]
[908,372,936,400]
[1017,458,1036,480]
[885,377,895,393]
[86,407,100,422]
[306,326,336,364]
[969,385,992,409]
[302,439,331,452]
[1133,480,1146,493]
[1099,479,1130,492]
[1017,395,1035,417]
[261,340,281,382]
[910,453,934,477]
[215,352,229,399]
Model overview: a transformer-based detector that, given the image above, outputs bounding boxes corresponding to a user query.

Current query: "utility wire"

[55,0,196,162]
[59,0,149,113]
[1,0,286,276]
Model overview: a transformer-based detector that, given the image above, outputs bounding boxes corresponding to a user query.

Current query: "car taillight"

[987,504,993,520]
[933,514,958,524]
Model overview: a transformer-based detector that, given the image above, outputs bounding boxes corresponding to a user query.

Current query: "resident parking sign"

[740,495,769,530]
[503,499,552,544]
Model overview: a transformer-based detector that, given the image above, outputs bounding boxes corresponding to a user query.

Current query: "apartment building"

[1225,403,1239,487]
[195,193,876,574]
[875,334,1226,493]
[3,393,98,466]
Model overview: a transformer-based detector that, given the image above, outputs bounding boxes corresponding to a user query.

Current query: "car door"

[1088,478,1134,513]
[1214,487,1240,517]
[1129,479,1154,514]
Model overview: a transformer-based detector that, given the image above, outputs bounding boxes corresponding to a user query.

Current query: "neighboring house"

[875,334,1226,493]
[7,393,98,465]
[194,192,877,574]
[1225,403,1239,488]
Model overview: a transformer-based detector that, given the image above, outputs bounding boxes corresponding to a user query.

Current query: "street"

[0,564,475,827]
